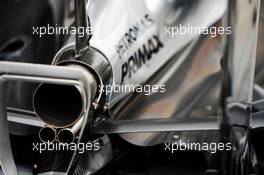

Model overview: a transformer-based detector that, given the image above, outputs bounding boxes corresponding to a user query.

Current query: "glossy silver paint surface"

[226,0,260,104]
[87,0,227,104]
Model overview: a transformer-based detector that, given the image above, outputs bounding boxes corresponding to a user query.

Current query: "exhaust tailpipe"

[39,126,57,143]
[33,63,97,128]
[33,83,84,128]
[57,117,83,143]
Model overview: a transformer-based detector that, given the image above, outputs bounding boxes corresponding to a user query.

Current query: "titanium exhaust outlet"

[57,129,74,143]
[39,126,57,143]
[57,117,83,143]
[33,63,97,128]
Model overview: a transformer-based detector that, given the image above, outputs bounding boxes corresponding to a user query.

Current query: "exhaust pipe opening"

[33,83,83,128]
[39,126,56,143]
[57,117,83,143]
[57,129,75,143]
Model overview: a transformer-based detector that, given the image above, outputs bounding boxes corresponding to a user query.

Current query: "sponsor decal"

[116,14,154,59]
[115,14,164,83]
[121,35,163,83]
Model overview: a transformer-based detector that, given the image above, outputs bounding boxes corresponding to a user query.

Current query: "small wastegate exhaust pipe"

[33,63,97,128]
[57,117,83,143]
[39,126,57,143]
